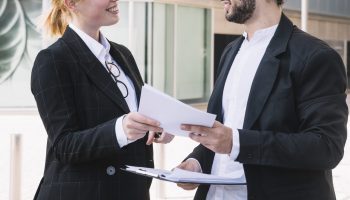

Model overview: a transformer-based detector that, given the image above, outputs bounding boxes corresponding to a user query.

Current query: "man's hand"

[181,121,233,154]
[122,112,163,141]
[146,131,175,145]
[176,159,201,190]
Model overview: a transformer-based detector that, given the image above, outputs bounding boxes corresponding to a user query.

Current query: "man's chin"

[226,15,246,24]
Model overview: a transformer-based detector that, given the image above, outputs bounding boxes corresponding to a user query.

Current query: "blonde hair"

[44,0,78,37]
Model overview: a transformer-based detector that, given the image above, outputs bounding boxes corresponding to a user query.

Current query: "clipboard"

[121,165,246,185]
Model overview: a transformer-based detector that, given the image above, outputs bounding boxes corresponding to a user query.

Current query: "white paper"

[138,84,217,137]
[124,165,246,185]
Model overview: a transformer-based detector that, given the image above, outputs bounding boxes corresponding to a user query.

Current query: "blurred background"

[0,0,349,199]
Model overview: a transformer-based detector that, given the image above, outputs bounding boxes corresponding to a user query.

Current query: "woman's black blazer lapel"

[61,27,130,113]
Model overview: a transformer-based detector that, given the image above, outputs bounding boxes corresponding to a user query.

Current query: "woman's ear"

[64,0,76,11]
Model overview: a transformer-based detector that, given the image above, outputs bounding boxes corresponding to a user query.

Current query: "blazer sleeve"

[184,144,215,174]
[31,49,119,164]
[237,48,348,170]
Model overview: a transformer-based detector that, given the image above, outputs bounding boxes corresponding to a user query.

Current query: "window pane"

[285,0,350,18]
[133,2,147,78]
[152,3,175,96]
[175,6,211,101]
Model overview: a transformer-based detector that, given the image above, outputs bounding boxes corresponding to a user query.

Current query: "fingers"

[181,124,209,137]
[126,113,163,132]
[146,131,162,145]
[156,132,175,144]
[182,121,233,154]
[127,121,162,133]
[175,160,200,190]
[129,113,160,127]
[176,161,188,170]
[146,132,175,145]
[181,123,214,149]
[123,113,163,141]
[176,159,201,173]
[188,132,210,144]
[212,121,222,127]
[181,121,223,136]
[177,182,199,190]
[146,131,156,145]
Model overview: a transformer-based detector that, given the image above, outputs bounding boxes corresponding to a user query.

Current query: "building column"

[301,0,308,32]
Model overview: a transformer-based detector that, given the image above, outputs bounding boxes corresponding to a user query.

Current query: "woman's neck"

[71,19,100,42]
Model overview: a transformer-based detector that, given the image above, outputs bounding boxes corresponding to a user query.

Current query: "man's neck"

[244,3,282,40]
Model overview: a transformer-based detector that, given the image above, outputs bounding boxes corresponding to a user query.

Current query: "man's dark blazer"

[187,14,348,200]
[31,27,153,200]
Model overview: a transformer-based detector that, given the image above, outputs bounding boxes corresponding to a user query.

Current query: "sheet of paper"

[138,84,217,137]
[124,165,246,185]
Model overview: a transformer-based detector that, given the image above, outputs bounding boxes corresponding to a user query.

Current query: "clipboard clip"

[122,166,165,178]
[136,168,160,178]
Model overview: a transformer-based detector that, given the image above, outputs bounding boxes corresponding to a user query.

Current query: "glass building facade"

[285,0,350,18]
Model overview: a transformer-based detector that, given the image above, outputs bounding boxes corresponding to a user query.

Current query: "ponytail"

[44,0,71,37]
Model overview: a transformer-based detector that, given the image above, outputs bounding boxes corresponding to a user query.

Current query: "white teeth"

[107,6,118,12]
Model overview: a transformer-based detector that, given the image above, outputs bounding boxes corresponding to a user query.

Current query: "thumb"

[176,161,189,170]
[213,121,222,128]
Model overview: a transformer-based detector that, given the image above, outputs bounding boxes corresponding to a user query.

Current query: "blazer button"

[106,166,116,176]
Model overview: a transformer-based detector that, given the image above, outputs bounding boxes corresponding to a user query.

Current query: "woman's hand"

[146,131,175,145]
[122,112,163,141]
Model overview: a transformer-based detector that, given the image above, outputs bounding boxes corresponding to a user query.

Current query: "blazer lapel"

[243,13,294,129]
[208,37,244,123]
[61,27,130,113]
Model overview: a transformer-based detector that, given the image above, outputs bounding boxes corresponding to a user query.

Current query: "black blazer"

[187,14,348,200]
[31,27,153,200]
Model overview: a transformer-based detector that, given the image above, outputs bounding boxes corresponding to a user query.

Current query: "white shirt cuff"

[229,129,240,160]
[186,158,203,173]
[115,115,136,148]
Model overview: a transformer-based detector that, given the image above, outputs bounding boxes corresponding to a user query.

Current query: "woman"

[31,0,173,199]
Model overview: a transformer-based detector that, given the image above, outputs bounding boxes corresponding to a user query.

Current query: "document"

[138,84,217,137]
[122,165,246,185]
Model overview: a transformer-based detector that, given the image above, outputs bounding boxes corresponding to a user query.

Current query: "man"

[177,0,348,200]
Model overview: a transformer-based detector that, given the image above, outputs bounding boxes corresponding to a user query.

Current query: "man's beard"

[226,0,256,24]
